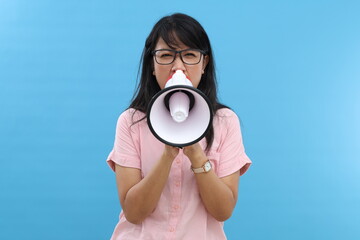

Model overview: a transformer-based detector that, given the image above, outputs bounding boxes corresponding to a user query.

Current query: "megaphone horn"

[147,70,213,147]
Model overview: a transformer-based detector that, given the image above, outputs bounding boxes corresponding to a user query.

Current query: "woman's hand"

[163,145,180,160]
[115,144,179,224]
[183,143,208,168]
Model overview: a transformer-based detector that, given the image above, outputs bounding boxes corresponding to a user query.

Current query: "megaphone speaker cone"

[147,85,213,147]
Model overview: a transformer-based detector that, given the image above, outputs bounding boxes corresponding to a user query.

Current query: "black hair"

[129,13,227,151]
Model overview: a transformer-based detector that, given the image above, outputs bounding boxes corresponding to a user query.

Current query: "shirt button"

[176,159,181,164]
[175,181,180,187]
[173,205,179,210]
[169,227,175,232]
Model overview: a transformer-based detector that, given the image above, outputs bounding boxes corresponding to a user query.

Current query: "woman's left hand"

[183,143,208,168]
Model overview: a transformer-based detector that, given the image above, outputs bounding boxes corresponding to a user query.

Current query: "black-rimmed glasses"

[152,49,206,65]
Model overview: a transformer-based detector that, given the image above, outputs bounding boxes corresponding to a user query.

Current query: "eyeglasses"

[152,49,206,65]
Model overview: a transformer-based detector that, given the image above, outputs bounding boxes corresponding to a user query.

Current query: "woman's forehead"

[155,37,189,50]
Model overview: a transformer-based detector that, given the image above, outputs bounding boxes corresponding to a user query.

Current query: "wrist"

[163,145,179,160]
[191,160,212,174]
[161,152,174,162]
[190,155,208,168]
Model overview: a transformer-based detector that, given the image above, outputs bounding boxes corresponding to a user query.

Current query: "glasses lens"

[154,50,176,64]
[180,50,202,64]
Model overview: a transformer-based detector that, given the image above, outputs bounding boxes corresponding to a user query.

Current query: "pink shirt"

[107,108,251,240]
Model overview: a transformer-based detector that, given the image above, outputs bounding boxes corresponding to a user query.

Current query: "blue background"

[1,0,359,239]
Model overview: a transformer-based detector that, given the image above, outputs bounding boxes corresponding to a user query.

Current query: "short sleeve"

[217,109,251,178]
[106,109,142,171]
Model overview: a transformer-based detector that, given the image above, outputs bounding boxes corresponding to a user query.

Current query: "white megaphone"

[147,70,213,147]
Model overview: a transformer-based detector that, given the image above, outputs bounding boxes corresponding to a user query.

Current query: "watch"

[191,160,212,174]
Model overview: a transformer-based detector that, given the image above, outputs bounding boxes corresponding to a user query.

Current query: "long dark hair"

[129,13,227,150]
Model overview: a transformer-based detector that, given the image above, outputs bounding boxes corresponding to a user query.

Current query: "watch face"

[204,161,211,172]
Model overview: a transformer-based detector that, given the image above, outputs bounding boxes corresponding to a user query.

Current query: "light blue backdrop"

[1,0,359,239]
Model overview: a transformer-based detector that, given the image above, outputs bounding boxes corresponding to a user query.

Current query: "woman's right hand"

[163,145,180,160]
[115,144,179,224]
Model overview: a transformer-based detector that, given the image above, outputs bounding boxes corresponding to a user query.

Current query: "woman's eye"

[159,52,174,58]
[161,54,172,57]
[183,52,197,58]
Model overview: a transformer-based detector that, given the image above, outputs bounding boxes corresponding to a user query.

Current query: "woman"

[107,13,251,240]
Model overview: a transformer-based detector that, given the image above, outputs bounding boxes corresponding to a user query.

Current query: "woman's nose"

[171,54,186,71]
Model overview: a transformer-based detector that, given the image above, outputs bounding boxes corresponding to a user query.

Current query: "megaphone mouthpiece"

[165,70,192,88]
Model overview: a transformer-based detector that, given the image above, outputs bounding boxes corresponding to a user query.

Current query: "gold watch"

[191,160,212,174]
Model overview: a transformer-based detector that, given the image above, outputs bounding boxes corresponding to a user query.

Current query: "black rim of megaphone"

[147,85,213,148]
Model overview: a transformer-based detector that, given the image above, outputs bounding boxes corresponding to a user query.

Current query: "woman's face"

[152,37,209,89]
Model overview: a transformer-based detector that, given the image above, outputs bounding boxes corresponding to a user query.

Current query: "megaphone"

[147,70,213,147]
